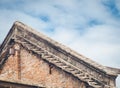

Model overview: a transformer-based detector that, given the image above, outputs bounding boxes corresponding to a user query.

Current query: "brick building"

[0,21,120,88]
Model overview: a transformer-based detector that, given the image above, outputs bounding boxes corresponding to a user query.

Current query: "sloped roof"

[0,21,119,88]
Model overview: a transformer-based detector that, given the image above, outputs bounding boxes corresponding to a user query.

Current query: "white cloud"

[67,25,120,66]
[0,9,49,42]
[51,27,79,44]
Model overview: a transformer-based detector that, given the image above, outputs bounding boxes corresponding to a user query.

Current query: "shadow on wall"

[116,75,120,88]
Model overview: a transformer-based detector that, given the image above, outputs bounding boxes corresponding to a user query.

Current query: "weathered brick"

[0,46,85,88]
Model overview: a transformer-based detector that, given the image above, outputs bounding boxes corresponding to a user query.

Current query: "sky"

[0,0,120,87]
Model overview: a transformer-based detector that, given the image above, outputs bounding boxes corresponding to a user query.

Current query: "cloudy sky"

[0,0,120,87]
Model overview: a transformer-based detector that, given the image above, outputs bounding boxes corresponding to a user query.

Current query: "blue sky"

[0,0,120,87]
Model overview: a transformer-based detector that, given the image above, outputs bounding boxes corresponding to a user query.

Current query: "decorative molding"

[11,27,116,88]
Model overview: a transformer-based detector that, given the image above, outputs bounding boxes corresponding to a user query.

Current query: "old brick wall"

[0,44,87,88]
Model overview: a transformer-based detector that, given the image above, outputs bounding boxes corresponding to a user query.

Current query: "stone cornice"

[0,21,118,88]
[14,21,106,73]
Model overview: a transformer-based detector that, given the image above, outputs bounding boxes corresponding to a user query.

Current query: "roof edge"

[14,21,106,72]
[0,21,17,54]
[104,66,120,75]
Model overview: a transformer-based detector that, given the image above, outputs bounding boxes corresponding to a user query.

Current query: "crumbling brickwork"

[0,44,86,88]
